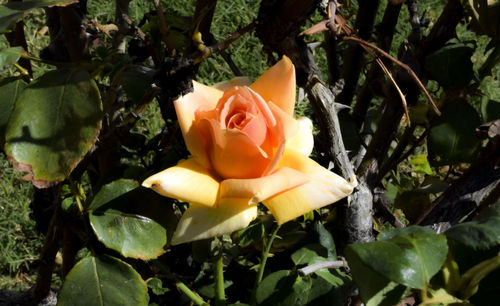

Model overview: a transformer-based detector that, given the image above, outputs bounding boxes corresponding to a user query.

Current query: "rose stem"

[214,240,226,306]
[154,260,208,306]
[175,281,209,306]
[250,224,281,305]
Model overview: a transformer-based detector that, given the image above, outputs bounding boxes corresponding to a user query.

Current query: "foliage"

[0,0,499,305]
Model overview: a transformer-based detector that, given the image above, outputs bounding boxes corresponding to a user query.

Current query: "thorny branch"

[342,35,441,116]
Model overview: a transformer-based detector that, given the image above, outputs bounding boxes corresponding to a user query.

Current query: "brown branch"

[59,4,88,63]
[416,143,500,226]
[342,35,441,116]
[337,0,381,106]
[208,21,257,55]
[349,0,402,127]
[153,0,176,57]
[32,188,62,301]
[121,14,161,66]
[112,0,131,52]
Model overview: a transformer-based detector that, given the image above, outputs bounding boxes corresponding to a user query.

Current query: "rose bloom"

[143,56,356,245]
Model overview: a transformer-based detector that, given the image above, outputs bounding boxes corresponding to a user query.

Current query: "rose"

[143,57,356,245]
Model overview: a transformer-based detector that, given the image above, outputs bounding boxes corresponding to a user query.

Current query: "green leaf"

[292,275,312,305]
[146,277,170,295]
[121,68,154,105]
[346,226,448,289]
[234,219,264,248]
[408,154,434,175]
[256,270,298,306]
[346,248,408,306]
[312,221,337,259]
[481,98,500,123]
[57,254,148,306]
[445,204,500,251]
[305,275,346,305]
[291,244,326,266]
[0,78,26,148]
[428,100,481,165]
[0,0,77,34]
[314,269,346,287]
[0,47,22,68]
[424,44,474,89]
[89,179,177,260]
[4,69,103,188]
[197,280,233,299]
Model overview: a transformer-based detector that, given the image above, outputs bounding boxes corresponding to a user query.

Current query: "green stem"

[154,260,208,305]
[214,242,226,306]
[175,281,209,306]
[250,224,280,306]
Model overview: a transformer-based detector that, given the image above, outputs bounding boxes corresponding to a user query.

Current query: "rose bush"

[143,56,356,245]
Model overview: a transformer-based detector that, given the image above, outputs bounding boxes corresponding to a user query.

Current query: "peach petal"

[170,199,258,245]
[268,102,298,140]
[202,118,271,179]
[286,117,314,156]
[142,158,220,207]
[213,76,252,91]
[250,56,296,116]
[174,81,224,168]
[220,167,310,204]
[262,149,356,224]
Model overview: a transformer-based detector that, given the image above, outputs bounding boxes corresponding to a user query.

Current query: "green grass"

[0,154,41,290]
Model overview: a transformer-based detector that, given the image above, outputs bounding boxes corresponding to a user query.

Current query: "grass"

[0,154,41,290]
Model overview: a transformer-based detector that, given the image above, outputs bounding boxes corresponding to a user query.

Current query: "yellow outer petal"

[262,149,356,225]
[286,117,314,156]
[220,167,310,205]
[142,158,220,207]
[174,81,223,168]
[250,56,296,116]
[213,76,252,91]
[171,199,258,245]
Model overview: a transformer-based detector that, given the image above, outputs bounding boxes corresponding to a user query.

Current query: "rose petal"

[286,117,314,156]
[170,199,258,245]
[262,149,356,224]
[142,158,219,207]
[201,118,271,179]
[250,56,296,116]
[268,102,298,140]
[174,81,224,168]
[213,76,252,91]
[260,102,298,175]
[220,167,310,204]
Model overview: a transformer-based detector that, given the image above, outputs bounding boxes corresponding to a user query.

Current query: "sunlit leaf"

[445,204,500,251]
[4,69,102,188]
[0,47,22,68]
[408,154,434,175]
[89,179,177,260]
[0,78,26,148]
[346,226,448,289]
[57,254,148,306]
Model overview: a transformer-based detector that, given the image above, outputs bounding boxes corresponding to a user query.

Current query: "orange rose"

[143,57,356,245]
